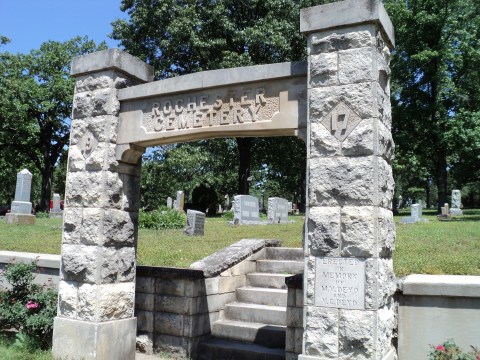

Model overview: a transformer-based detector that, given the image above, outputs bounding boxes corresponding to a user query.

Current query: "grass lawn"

[0,210,479,276]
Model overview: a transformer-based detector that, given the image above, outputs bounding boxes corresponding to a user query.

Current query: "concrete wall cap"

[0,250,60,269]
[402,274,480,298]
[71,48,154,83]
[118,61,307,101]
[300,0,394,48]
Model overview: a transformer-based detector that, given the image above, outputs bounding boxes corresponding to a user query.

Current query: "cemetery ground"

[0,210,479,276]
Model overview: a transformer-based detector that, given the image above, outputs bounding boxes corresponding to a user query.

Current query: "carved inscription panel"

[143,87,278,132]
[320,101,362,142]
[117,76,306,147]
[314,257,365,309]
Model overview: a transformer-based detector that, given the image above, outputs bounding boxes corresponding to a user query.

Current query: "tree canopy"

[385,0,480,210]
[111,0,332,207]
[0,37,107,210]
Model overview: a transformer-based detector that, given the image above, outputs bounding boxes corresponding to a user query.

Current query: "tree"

[110,0,335,198]
[385,0,480,212]
[0,37,107,211]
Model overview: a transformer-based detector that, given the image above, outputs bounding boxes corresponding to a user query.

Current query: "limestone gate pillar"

[300,1,396,359]
[52,49,153,360]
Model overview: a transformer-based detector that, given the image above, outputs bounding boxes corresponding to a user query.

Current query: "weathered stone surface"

[341,206,375,257]
[97,282,135,321]
[121,172,142,211]
[65,171,103,207]
[310,83,374,122]
[310,123,341,157]
[342,119,394,161]
[339,309,374,359]
[307,206,341,256]
[72,88,112,119]
[309,156,393,208]
[309,28,375,54]
[100,246,136,283]
[103,209,136,246]
[75,73,114,93]
[136,333,154,354]
[310,52,338,87]
[154,312,184,336]
[135,293,154,312]
[338,47,374,84]
[304,306,338,357]
[155,295,195,315]
[365,258,395,309]
[58,280,78,318]
[376,302,395,358]
[378,208,395,257]
[61,244,98,283]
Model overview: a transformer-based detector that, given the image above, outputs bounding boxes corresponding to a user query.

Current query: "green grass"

[0,334,53,360]
[0,210,479,276]
[393,209,480,277]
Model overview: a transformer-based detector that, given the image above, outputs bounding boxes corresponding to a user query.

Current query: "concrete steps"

[198,247,303,360]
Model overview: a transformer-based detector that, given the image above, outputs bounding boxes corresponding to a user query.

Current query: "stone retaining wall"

[285,274,304,360]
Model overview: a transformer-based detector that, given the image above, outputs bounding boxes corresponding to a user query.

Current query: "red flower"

[436,345,446,352]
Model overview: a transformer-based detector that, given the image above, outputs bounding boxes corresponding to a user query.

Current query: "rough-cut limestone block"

[135,293,154,312]
[103,209,137,246]
[67,145,86,172]
[339,309,375,359]
[72,88,112,119]
[70,116,109,145]
[156,278,187,297]
[58,280,78,318]
[365,258,395,309]
[136,276,155,293]
[154,295,195,315]
[105,171,124,209]
[376,302,395,358]
[75,72,115,93]
[308,156,393,208]
[307,206,341,256]
[309,82,375,121]
[61,244,99,283]
[62,207,103,246]
[136,311,154,333]
[309,27,376,54]
[76,282,135,322]
[304,306,339,357]
[338,47,375,84]
[310,52,338,87]
[310,123,341,157]
[65,171,103,208]
[305,256,317,305]
[100,246,136,283]
[378,208,396,257]
[342,119,395,161]
[340,206,376,257]
[154,312,184,336]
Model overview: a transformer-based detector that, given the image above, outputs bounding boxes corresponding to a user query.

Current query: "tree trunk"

[425,180,431,209]
[436,152,448,214]
[39,163,53,213]
[236,137,251,195]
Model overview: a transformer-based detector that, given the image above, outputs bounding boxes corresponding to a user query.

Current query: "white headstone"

[450,190,463,215]
[267,197,289,224]
[52,194,62,212]
[167,197,173,209]
[401,203,428,224]
[184,210,206,236]
[10,169,33,215]
[233,195,260,224]
[176,191,184,211]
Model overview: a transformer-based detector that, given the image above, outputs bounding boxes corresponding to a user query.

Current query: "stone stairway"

[198,247,304,360]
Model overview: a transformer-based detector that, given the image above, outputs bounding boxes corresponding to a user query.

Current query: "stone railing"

[285,273,304,360]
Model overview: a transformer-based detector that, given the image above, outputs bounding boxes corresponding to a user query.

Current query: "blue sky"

[0,0,126,54]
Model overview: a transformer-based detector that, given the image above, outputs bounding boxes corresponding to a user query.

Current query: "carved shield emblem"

[77,130,99,159]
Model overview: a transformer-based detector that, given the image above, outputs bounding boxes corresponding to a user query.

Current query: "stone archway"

[52,1,396,359]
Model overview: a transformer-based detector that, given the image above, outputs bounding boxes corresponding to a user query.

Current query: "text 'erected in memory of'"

[314,257,365,310]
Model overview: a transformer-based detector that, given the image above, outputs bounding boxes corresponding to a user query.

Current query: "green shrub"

[139,206,186,230]
[429,339,480,360]
[0,261,58,350]
[221,210,234,221]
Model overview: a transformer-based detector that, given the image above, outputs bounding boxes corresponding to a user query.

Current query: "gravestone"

[401,204,428,224]
[267,197,289,224]
[167,196,173,209]
[288,201,293,213]
[450,190,463,216]
[184,209,206,236]
[6,169,35,225]
[233,195,260,224]
[50,193,63,218]
[176,191,184,211]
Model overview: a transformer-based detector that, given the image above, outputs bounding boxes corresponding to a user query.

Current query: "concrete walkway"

[136,352,172,360]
